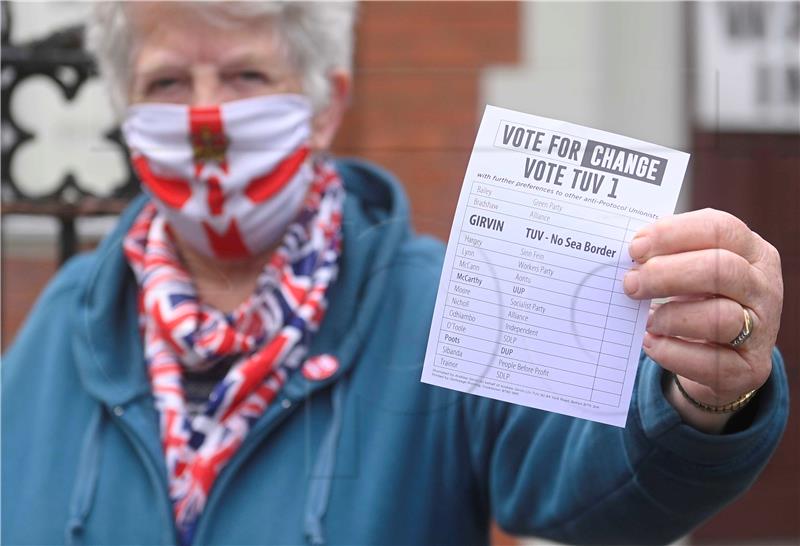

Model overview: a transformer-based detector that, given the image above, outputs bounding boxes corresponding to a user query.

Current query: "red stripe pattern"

[244,146,310,203]
[123,159,344,546]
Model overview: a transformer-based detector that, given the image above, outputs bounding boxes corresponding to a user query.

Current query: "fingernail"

[623,270,640,295]
[646,308,654,329]
[629,237,650,262]
[642,332,653,349]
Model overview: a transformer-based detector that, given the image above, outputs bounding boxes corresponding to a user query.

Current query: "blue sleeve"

[2,253,98,543]
[462,348,789,545]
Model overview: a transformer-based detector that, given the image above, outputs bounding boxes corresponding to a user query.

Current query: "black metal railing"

[1,4,137,262]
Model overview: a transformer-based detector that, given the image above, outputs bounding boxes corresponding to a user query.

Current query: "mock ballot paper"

[421,105,689,427]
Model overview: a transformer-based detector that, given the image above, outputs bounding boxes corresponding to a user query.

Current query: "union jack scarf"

[123,160,343,546]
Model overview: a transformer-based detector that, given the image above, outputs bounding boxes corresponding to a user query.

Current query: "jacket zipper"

[111,411,177,545]
[190,396,302,544]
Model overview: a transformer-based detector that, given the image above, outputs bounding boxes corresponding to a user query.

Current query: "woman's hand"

[623,208,783,433]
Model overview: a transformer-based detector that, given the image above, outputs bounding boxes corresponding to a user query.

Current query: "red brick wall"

[333,1,520,240]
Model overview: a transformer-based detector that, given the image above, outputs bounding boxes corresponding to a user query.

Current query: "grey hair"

[85,1,357,116]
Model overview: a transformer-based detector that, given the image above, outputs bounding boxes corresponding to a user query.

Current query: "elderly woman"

[2,2,789,546]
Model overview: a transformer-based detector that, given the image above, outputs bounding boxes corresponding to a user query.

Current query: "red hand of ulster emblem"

[190,106,229,172]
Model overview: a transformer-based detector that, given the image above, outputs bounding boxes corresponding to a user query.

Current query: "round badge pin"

[302,354,339,381]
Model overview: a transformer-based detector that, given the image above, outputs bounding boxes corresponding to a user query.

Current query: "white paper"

[421,105,689,427]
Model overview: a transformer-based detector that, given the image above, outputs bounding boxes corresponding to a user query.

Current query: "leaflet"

[421,105,689,427]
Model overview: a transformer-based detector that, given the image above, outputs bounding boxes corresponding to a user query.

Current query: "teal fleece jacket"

[2,159,790,546]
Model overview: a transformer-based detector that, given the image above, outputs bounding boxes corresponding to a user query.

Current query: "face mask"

[122,94,314,259]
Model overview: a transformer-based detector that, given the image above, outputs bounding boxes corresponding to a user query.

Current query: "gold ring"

[729,306,754,349]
